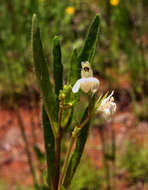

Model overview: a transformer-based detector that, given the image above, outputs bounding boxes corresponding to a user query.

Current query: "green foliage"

[119,141,148,183]
[1,0,148,107]
[70,158,102,190]
[68,49,78,86]
[63,108,91,188]
[33,145,45,164]
[32,12,100,190]
[31,14,58,128]
[2,0,148,189]
[42,105,55,186]
[53,36,63,97]
[78,15,100,76]
[63,15,100,188]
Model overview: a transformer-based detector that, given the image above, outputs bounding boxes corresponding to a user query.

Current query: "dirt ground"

[0,101,148,189]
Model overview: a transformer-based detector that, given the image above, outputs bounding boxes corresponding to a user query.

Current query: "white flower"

[72,77,100,93]
[97,91,116,119]
[72,61,100,93]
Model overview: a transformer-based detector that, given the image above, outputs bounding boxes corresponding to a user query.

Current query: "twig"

[57,137,75,190]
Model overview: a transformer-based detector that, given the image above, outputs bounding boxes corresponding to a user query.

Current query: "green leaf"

[68,48,79,85]
[53,36,63,97]
[63,95,96,188]
[78,15,100,69]
[63,108,90,188]
[61,186,66,190]
[34,145,45,164]
[89,35,99,64]
[31,14,57,126]
[42,105,55,187]
[69,16,100,84]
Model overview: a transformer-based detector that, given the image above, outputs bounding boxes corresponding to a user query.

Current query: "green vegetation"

[1,0,148,190]
[119,141,148,184]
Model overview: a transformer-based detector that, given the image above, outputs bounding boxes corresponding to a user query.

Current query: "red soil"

[0,105,148,189]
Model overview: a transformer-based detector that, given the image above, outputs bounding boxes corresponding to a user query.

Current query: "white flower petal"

[97,91,116,119]
[101,91,114,105]
[80,78,91,93]
[72,77,99,94]
[72,79,82,93]
[89,77,100,93]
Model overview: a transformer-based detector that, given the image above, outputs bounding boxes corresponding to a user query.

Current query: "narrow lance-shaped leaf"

[53,36,63,98]
[69,15,100,85]
[63,107,91,188]
[42,105,55,187]
[31,14,57,126]
[78,15,100,75]
[68,48,79,85]
[63,95,96,188]
[33,145,45,164]
[89,33,99,64]
[65,15,100,130]
[65,49,79,128]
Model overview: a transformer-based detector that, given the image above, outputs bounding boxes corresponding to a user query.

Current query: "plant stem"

[54,136,62,190]
[58,137,75,190]
[58,111,92,190]
[54,100,63,189]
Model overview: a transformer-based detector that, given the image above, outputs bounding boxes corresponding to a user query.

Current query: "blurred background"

[0,0,148,189]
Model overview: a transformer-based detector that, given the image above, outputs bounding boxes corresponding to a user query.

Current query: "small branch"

[58,137,75,190]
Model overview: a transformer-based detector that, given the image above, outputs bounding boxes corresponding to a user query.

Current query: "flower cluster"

[72,61,116,120]
[96,91,116,119]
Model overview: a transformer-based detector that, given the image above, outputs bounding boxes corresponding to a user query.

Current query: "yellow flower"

[65,6,75,15]
[110,0,119,6]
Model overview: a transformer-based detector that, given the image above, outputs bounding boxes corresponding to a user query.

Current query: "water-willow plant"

[31,14,116,190]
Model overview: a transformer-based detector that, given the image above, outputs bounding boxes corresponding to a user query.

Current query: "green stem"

[54,100,64,189]
[58,137,75,190]
[58,107,92,190]
[54,136,62,190]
